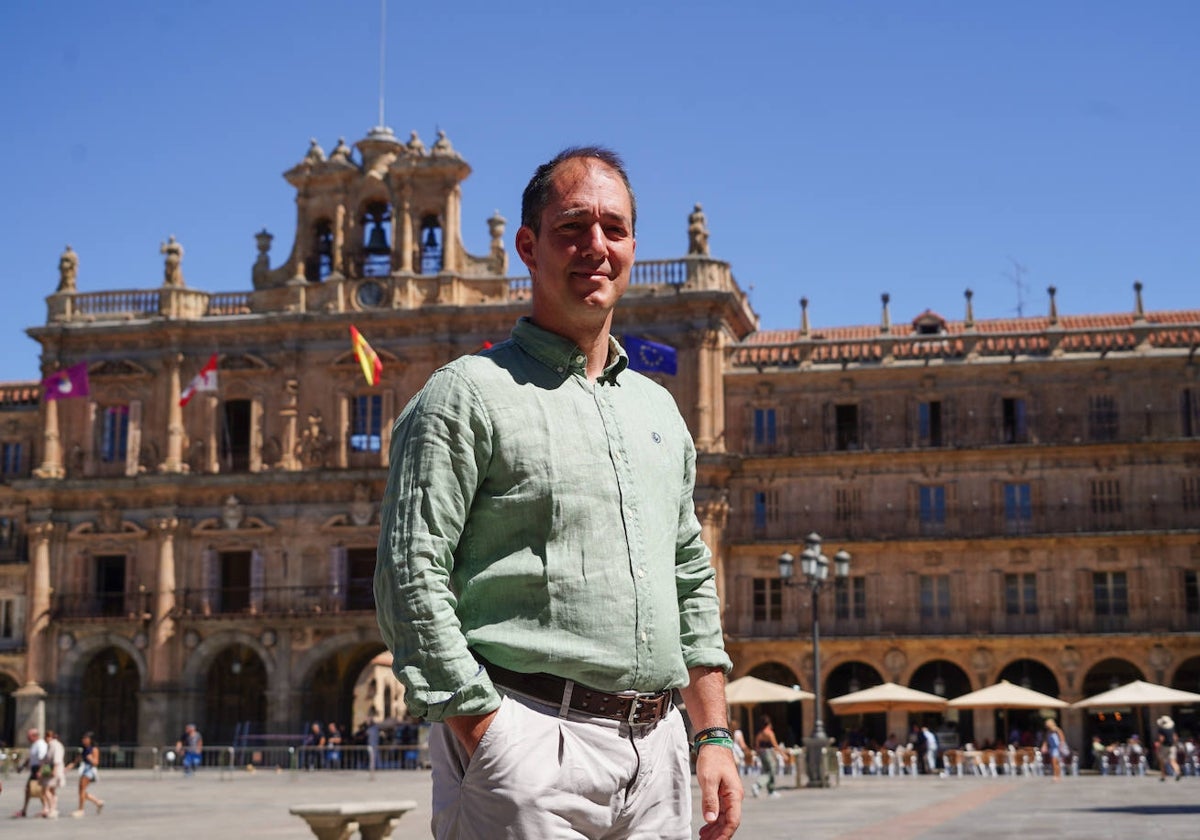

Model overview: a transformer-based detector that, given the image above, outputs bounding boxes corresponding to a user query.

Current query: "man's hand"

[445,708,499,758]
[696,744,742,840]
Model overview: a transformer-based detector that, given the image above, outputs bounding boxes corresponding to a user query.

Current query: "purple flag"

[42,361,90,400]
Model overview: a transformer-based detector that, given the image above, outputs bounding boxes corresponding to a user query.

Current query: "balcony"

[53,590,151,621]
[177,584,376,619]
[730,499,1198,544]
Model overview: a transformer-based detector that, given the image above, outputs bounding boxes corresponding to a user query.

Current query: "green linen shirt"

[375,317,730,722]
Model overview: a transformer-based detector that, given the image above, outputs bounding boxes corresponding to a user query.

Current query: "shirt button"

[556,366,564,373]
[637,568,646,579]
[574,355,584,364]
[640,631,648,642]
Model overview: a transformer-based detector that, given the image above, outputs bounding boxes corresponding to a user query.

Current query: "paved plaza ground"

[1,767,1197,839]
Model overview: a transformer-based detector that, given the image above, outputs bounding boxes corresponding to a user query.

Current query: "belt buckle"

[622,691,663,725]
[617,690,644,725]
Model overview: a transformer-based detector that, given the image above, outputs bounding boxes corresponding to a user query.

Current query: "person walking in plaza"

[752,715,785,798]
[1156,715,1182,782]
[40,729,66,818]
[1042,718,1065,781]
[176,724,203,776]
[68,731,104,817]
[9,727,48,818]
[376,146,740,839]
[920,725,940,776]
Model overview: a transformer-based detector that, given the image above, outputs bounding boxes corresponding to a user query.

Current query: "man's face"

[516,157,636,335]
[27,729,38,743]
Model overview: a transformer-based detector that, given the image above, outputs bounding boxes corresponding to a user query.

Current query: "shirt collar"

[511,317,629,383]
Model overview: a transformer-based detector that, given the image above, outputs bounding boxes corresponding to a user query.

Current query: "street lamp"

[778,531,851,788]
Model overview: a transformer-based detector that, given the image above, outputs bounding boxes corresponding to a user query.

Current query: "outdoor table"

[289,800,418,840]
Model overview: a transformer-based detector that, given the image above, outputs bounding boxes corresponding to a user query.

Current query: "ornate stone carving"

[222,495,245,530]
[57,245,78,292]
[330,137,352,162]
[883,647,907,678]
[687,203,710,256]
[305,137,326,164]
[430,129,459,158]
[969,647,994,675]
[487,211,507,275]
[160,235,185,287]
[350,483,374,527]
[296,410,333,467]
[406,130,426,156]
[253,228,273,289]
[97,498,122,533]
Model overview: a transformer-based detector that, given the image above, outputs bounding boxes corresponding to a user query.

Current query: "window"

[835,576,866,620]
[219,550,253,613]
[753,408,777,450]
[351,394,383,452]
[834,487,862,524]
[752,490,778,533]
[362,202,393,277]
[0,598,14,638]
[306,219,334,282]
[1004,483,1033,534]
[1183,389,1199,438]
[1185,571,1199,616]
[1093,571,1128,616]
[918,401,943,447]
[752,577,782,622]
[919,485,946,535]
[1088,395,1119,441]
[1,442,22,476]
[835,404,859,451]
[1090,478,1122,524]
[99,405,129,463]
[1002,397,1028,444]
[94,554,126,617]
[1004,573,1038,615]
[420,215,443,275]
[220,399,252,472]
[1184,476,1200,513]
[346,547,377,610]
[920,575,951,619]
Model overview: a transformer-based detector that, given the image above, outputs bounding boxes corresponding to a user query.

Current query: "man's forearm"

[680,665,729,731]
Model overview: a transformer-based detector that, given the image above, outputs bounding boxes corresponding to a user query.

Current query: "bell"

[423,226,439,249]
[365,222,390,255]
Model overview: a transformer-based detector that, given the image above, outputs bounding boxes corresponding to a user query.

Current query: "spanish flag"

[350,326,383,386]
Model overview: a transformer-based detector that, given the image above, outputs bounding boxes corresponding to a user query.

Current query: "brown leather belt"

[482,660,672,726]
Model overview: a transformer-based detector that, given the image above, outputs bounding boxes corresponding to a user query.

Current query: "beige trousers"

[429,689,691,840]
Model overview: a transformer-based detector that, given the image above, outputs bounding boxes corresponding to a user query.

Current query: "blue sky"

[2,0,1197,382]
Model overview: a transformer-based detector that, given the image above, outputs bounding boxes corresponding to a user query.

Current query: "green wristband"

[693,736,735,753]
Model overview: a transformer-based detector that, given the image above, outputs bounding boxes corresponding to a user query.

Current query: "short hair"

[520,145,636,235]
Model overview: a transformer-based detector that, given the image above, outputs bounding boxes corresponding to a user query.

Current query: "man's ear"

[515,225,537,274]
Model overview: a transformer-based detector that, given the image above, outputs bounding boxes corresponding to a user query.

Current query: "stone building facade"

[0,127,1196,753]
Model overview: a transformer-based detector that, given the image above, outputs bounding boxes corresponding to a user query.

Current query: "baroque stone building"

[0,127,1197,753]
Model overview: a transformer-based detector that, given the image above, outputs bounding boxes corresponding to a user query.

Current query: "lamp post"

[779,532,851,788]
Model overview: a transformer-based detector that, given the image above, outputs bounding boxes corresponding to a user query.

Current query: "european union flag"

[625,336,678,375]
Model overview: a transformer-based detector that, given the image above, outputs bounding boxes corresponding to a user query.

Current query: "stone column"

[697,497,729,607]
[24,521,54,686]
[695,331,725,452]
[149,517,179,684]
[33,399,64,478]
[398,184,413,272]
[332,204,346,275]
[205,394,220,474]
[280,379,299,470]
[161,354,185,472]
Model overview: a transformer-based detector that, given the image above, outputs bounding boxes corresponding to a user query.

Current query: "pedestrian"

[920,725,940,775]
[175,724,203,776]
[1156,715,1182,782]
[751,715,785,798]
[1042,718,1064,781]
[40,729,66,819]
[376,146,740,839]
[301,722,324,770]
[9,727,48,819]
[325,722,343,769]
[68,731,104,817]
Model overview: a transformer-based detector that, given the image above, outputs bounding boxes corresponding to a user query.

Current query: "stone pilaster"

[150,517,179,684]
[161,354,185,472]
[33,398,64,478]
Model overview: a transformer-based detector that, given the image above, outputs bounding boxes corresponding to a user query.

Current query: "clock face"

[357,281,384,308]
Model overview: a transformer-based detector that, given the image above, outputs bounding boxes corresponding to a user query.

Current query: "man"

[376,147,740,839]
[41,729,66,818]
[920,725,940,775]
[1156,715,1181,781]
[176,723,203,776]
[10,727,48,818]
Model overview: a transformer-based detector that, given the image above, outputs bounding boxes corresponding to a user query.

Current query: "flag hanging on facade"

[180,353,219,407]
[41,361,91,400]
[350,326,383,386]
[624,336,678,375]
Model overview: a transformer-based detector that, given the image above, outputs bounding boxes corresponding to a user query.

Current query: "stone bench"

[289,800,418,840]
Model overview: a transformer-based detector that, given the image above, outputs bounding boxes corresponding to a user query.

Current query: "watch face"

[357,281,384,308]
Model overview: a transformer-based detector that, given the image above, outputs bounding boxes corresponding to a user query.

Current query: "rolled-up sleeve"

[674,431,733,674]
[374,367,501,721]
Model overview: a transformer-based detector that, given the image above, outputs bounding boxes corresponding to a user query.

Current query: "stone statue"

[487,211,507,275]
[160,235,185,287]
[57,245,78,292]
[430,129,458,158]
[253,228,273,288]
[305,137,326,164]
[330,136,352,162]
[687,203,710,256]
[406,130,426,156]
[296,410,333,467]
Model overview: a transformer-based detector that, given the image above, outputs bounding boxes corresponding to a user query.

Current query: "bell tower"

[254,126,489,289]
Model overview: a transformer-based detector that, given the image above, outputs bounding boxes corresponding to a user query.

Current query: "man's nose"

[579,222,608,258]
